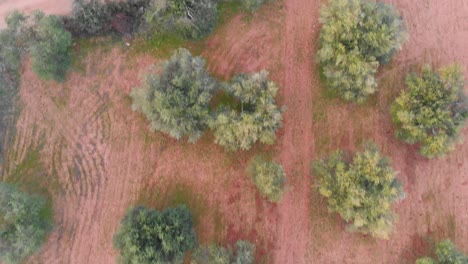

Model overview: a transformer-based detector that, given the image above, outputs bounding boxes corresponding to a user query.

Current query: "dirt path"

[0,0,73,28]
[272,0,321,263]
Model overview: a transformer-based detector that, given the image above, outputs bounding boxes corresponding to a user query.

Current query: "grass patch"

[217,1,243,26]
[138,183,208,226]
[72,37,119,73]
[4,147,60,224]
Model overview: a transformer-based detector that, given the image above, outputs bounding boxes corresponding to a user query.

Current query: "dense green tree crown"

[192,241,255,264]
[145,0,218,39]
[317,0,407,103]
[392,65,468,158]
[416,240,468,264]
[113,205,197,264]
[247,156,286,202]
[313,145,405,239]
[0,11,32,92]
[0,183,51,264]
[131,48,216,142]
[209,71,284,151]
[30,14,73,82]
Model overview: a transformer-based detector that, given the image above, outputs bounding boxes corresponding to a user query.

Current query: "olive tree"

[209,71,284,151]
[113,205,197,264]
[131,48,216,142]
[30,14,73,82]
[191,240,255,264]
[317,0,407,103]
[416,240,468,264]
[247,156,286,202]
[313,145,405,239]
[145,0,218,39]
[392,65,468,158]
[0,183,52,264]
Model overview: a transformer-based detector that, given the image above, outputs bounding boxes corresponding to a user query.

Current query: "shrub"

[66,0,149,37]
[30,14,73,82]
[416,240,468,264]
[0,183,51,264]
[113,205,197,264]
[436,240,468,264]
[391,65,468,158]
[144,0,218,39]
[191,240,255,264]
[247,156,286,202]
[416,257,436,264]
[313,144,405,239]
[131,48,216,142]
[209,71,284,151]
[317,0,407,103]
[240,0,267,12]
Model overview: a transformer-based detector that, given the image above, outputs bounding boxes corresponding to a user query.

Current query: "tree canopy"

[191,240,255,264]
[30,14,73,82]
[113,205,197,264]
[209,71,284,151]
[131,48,217,142]
[317,0,407,103]
[313,145,405,239]
[391,65,468,158]
[145,0,218,39]
[0,183,51,264]
[416,240,468,264]
[247,156,286,202]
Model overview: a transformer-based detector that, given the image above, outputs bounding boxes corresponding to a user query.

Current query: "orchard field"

[0,0,467,263]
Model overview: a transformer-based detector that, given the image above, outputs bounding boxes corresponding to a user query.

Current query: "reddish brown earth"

[1,0,467,263]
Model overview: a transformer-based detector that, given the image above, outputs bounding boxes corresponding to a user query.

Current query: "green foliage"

[317,0,407,103]
[240,0,267,12]
[247,156,286,202]
[415,240,468,264]
[30,14,73,82]
[0,183,51,264]
[131,48,216,142]
[209,71,284,151]
[71,0,111,35]
[67,0,150,36]
[436,240,468,264]
[113,205,197,264]
[191,240,255,264]
[416,257,436,264]
[392,65,468,158]
[313,144,405,239]
[145,0,218,39]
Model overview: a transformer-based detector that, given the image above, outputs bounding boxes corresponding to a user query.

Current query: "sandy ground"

[0,0,73,28]
[1,0,467,263]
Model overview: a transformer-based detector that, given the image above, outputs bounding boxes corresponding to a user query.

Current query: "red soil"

[3,0,467,263]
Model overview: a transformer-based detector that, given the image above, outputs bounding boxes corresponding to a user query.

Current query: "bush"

[66,0,149,37]
[191,240,255,264]
[209,71,284,151]
[416,240,468,264]
[0,183,51,264]
[392,65,468,158]
[247,156,286,202]
[416,257,436,264]
[313,144,405,239]
[30,14,73,82]
[113,205,197,264]
[144,0,218,39]
[436,240,468,264]
[317,0,407,103]
[131,48,216,142]
[240,0,267,12]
